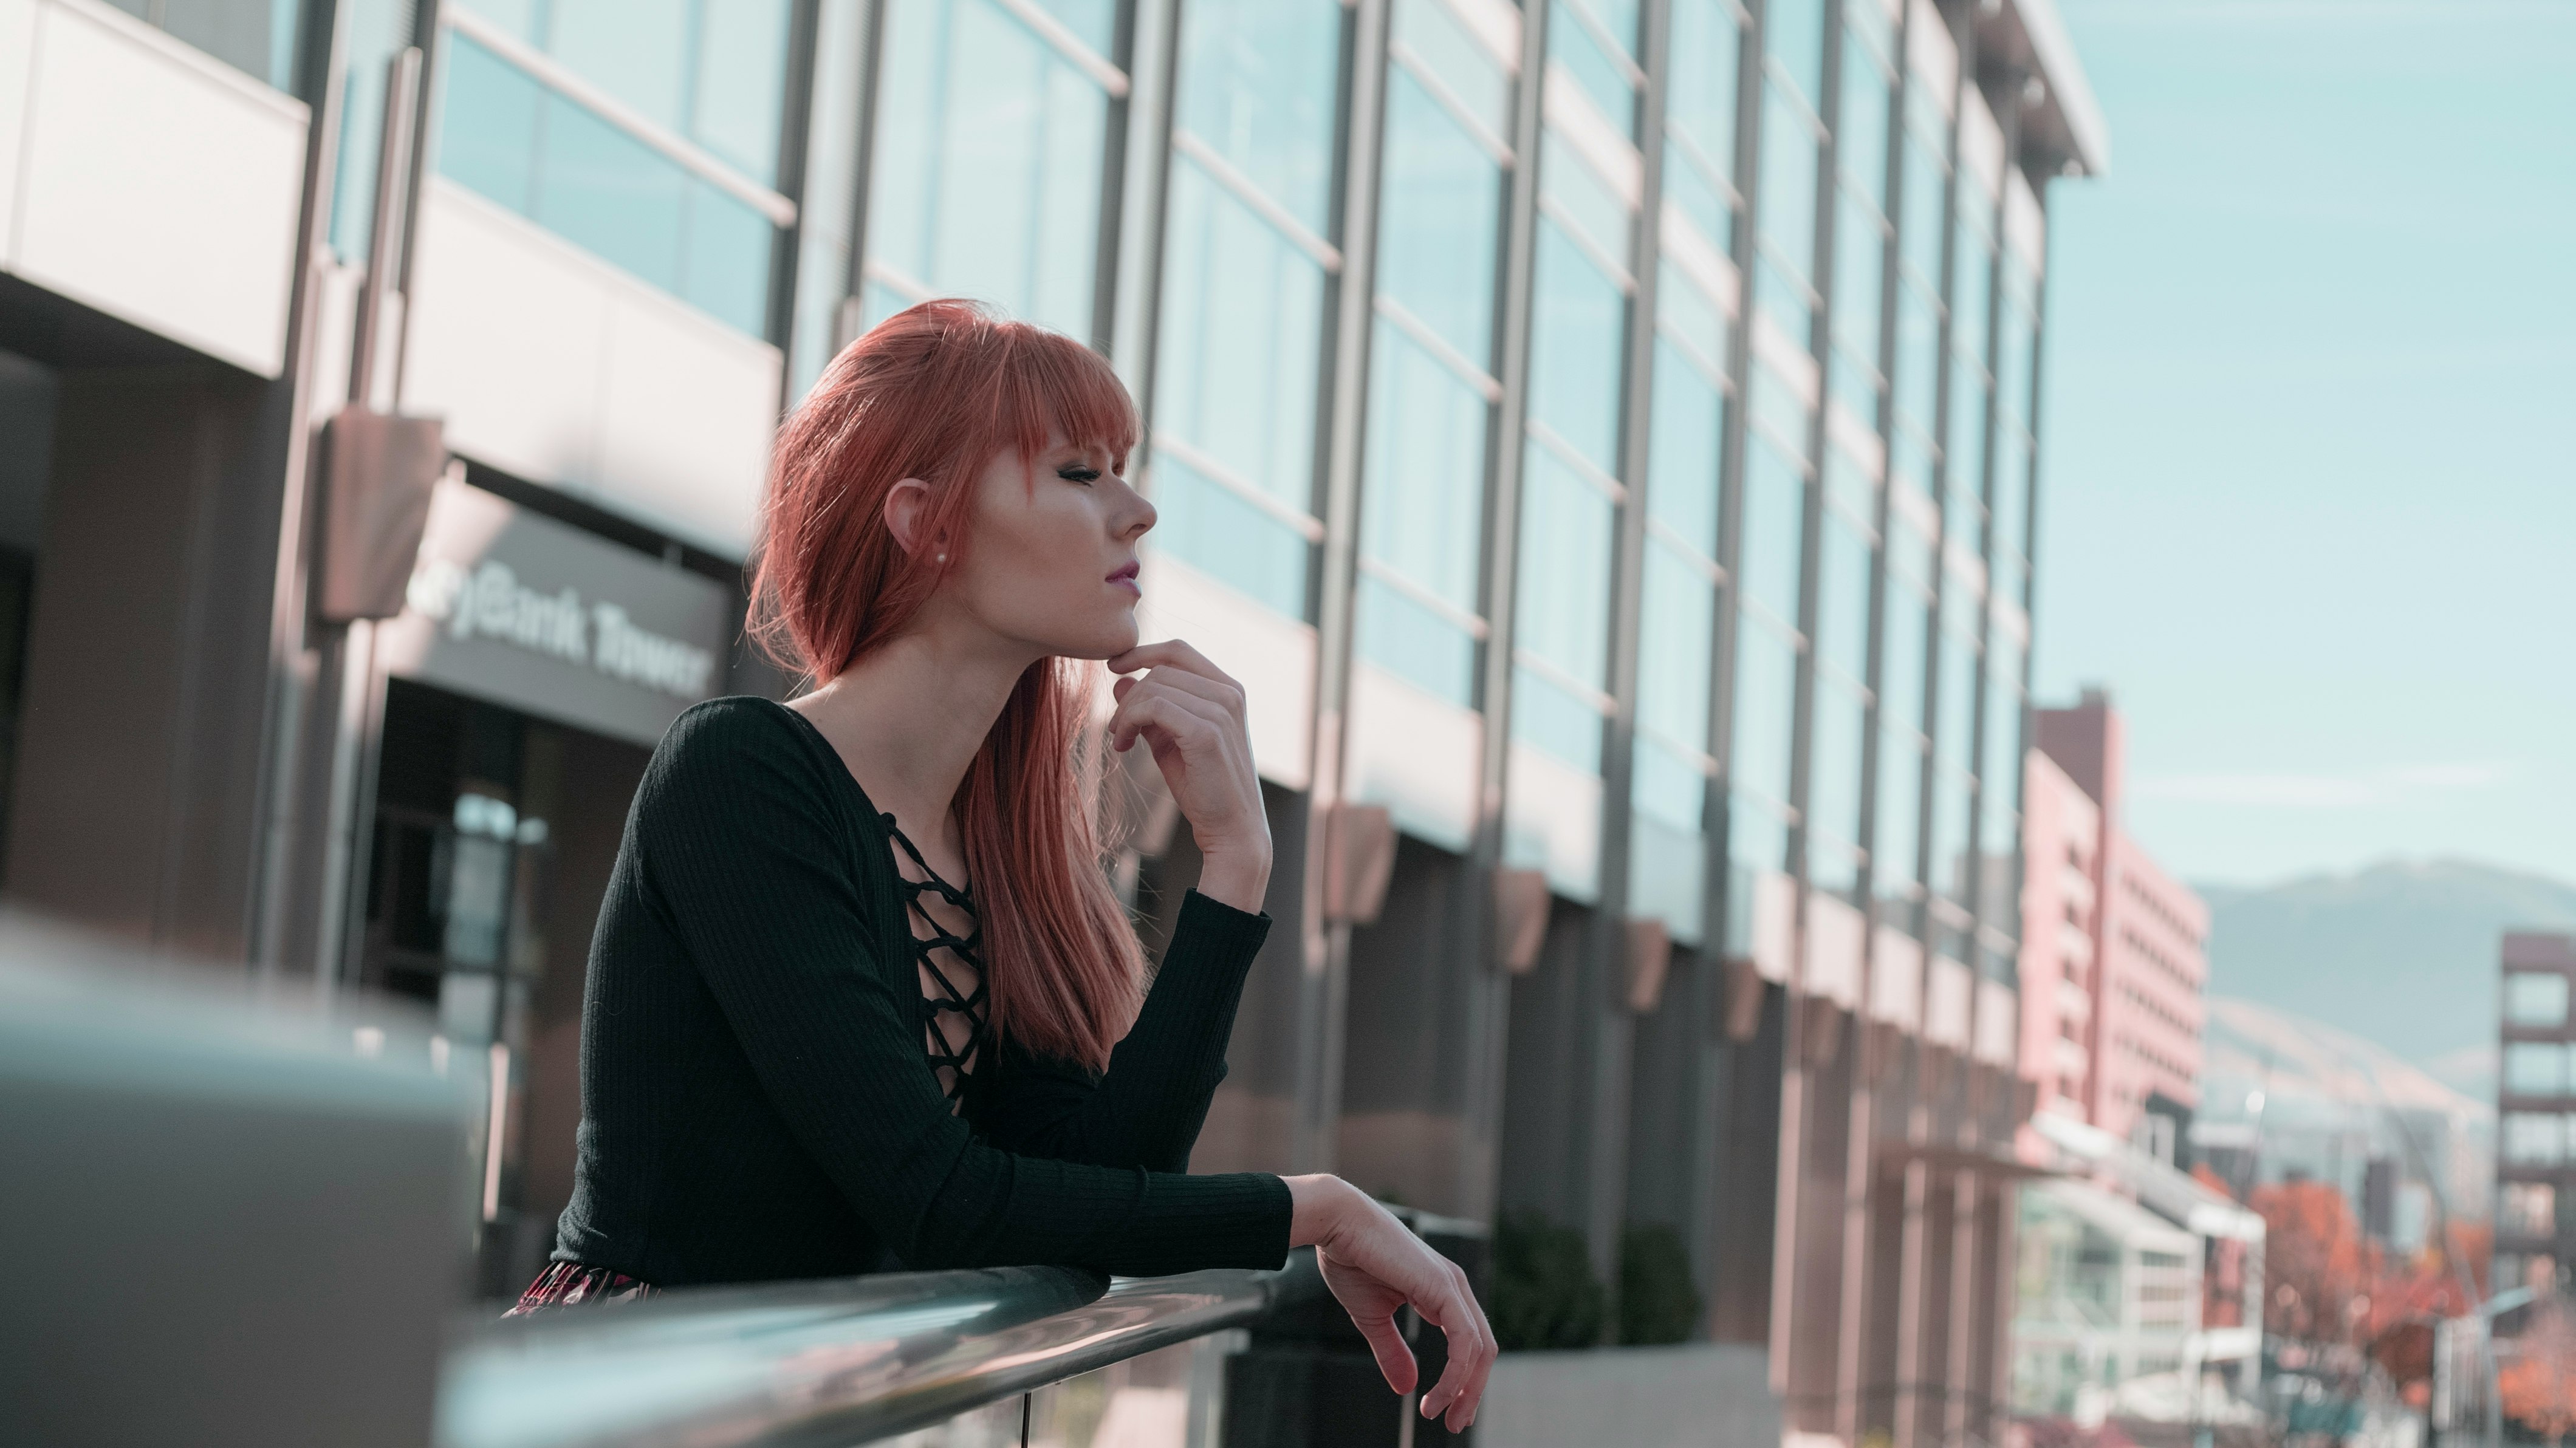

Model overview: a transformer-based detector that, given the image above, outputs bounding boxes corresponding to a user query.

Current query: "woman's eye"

[1058,465,1101,485]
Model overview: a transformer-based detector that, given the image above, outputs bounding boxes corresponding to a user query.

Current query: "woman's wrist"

[1283,1173,1365,1249]
[1194,839,1272,915]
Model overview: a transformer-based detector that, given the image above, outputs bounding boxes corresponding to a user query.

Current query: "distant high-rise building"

[2495,931,2576,1313]
[2010,690,2250,1413]
[2023,690,2209,1147]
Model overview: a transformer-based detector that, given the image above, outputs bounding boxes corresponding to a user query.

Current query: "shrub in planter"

[1491,1211,1605,1351]
[1617,1222,1701,1345]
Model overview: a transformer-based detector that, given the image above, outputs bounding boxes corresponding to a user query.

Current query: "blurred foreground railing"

[436,1256,1320,1448]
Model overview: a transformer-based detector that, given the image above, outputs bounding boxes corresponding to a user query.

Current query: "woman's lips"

[1108,561,1141,594]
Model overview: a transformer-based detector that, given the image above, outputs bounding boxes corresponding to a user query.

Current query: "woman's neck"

[787,625,1039,856]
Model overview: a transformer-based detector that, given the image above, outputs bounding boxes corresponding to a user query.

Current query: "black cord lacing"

[883,814,990,1110]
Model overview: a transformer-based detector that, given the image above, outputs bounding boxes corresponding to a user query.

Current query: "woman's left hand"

[1103,640,1271,911]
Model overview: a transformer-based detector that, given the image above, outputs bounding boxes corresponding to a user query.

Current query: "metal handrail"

[436,1255,1323,1448]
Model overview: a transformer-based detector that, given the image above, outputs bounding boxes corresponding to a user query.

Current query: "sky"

[2032,0,2576,889]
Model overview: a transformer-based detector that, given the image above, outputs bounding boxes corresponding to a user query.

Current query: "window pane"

[1815,507,1871,685]
[1379,73,1506,361]
[1893,278,1939,435]
[1156,158,1327,519]
[1837,40,1889,203]
[1831,192,1885,384]
[1527,220,1628,474]
[160,0,303,88]
[1952,230,1994,371]
[1647,336,1724,556]
[680,180,774,332]
[440,35,544,213]
[1364,321,1490,602]
[1762,0,1824,103]
[1731,618,1797,805]
[1666,0,1740,188]
[1929,764,1970,904]
[1543,129,1634,270]
[1810,676,1865,847]
[1151,452,1310,616]
[1899,132,1947,289]
[2507,1112,2566,1167]
[1638,536,1716,750]
[1550,0,1637,131]
[1880,576,1928,736]
[1758,84,1817,282]
[1358,575,1479,705]
[1663,146,1733,254]
[1515,449,1616,688]
[867,0,1108,338]
[1947,374,1988,517]
[692,0,793,185]
[537,92,687,293]
[2509,974,2571,1028]
[1876,725,1922,888]
[550,0,691,132]
[2509,1042,2567,1096]
[1396,0,1511,137]
[1740,431,1804,629]
[1178,0,1344,234]
[1513,665,1606,771]
[1726,796,1792,955]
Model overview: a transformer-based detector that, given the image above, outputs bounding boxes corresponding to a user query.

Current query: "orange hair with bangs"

[750,299,1145,1072]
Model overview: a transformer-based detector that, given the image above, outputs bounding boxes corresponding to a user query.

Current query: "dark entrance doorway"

[360,675,652,1297]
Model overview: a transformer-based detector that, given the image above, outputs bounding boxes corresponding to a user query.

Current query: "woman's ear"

[882,478,937,558]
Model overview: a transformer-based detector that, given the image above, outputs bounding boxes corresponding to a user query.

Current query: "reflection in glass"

[1646,337,1723,555]
[1157,161,1327,517]
[1176,0,1344,234]
[866,0,1109,338]
[1739,433,1804,630]
[1395,0,1510,139]
[1762,0,1826,103]
[1550,0,1638,131]
[1515,450,1615,690]
[1810,677,1866,849]
[442,35,545,213]
[551,0,692,131]
[1527,221,1629,473]
[1151,453,1310,618]
[1638,540,1716,755]
[1380,70,1506,361]
[1758,85,1818,285]
[1731,620,1797,807]
[1665,0,1740,198]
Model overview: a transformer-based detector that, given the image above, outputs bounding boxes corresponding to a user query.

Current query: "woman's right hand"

[1284,1175,1496,1434]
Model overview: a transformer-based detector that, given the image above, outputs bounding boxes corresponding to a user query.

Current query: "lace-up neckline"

[882,814,990,1112]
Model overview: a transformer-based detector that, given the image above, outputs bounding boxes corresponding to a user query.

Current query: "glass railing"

[436,1254,1324,1448]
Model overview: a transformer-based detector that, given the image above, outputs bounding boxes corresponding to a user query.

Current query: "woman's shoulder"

[643,696,840,802]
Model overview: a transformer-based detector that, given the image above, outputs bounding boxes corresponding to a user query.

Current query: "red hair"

[750,299,1145,1071]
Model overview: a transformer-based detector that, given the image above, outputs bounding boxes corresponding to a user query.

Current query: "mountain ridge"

[2192,856,2576,1098]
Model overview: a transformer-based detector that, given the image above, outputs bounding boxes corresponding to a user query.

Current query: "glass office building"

[0,0,2101,1433]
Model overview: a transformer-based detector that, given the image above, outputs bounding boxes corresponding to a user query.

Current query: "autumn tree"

[2500,1301,2576,1441]
[2253,1178,2372,1346]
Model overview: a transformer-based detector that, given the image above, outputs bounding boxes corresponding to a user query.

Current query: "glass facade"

[433,0,796,335]
[774,0,2071,1113]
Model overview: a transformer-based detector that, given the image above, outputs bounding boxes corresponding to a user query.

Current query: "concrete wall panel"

[7,0,304,376]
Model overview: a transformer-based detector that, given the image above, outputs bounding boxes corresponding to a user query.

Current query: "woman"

[517,299,1493,1430]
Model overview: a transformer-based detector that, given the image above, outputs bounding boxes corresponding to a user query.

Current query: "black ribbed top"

[550,697,1292,1288]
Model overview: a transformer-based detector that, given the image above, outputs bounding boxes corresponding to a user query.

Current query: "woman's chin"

[1046,618,1142,662]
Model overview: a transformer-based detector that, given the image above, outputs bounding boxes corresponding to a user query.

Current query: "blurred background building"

[2495,932,2576,1310]
[0,0,2105,1438]
[2006,688,2266,1425]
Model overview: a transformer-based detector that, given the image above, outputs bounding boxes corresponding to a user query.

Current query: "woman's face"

[930,431,1156,661]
